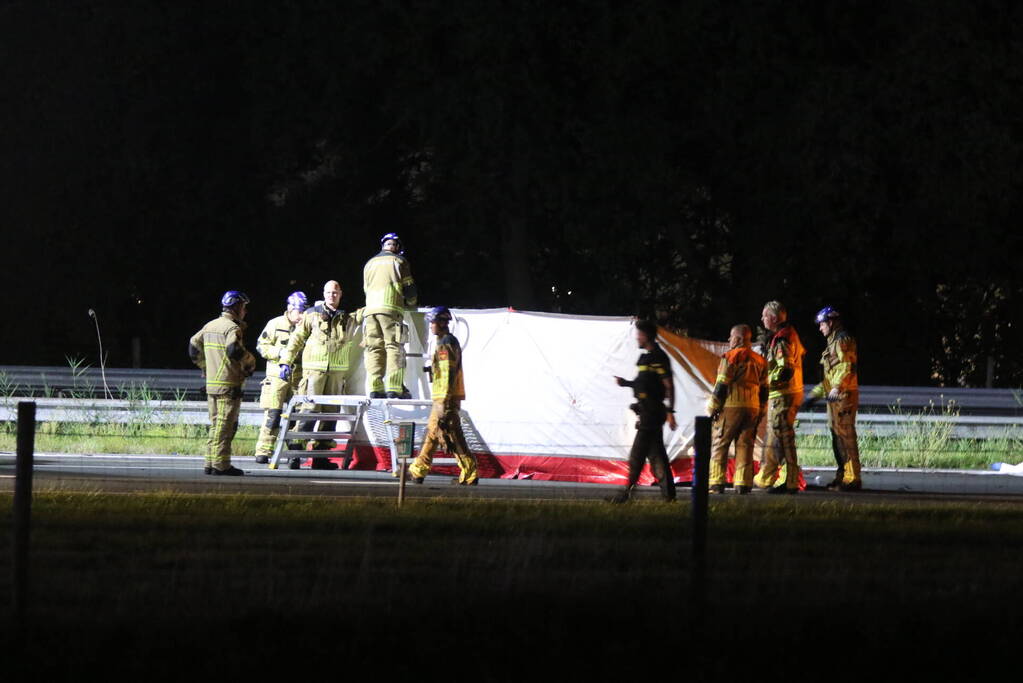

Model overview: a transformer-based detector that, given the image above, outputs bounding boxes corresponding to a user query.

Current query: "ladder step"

[282,431,354,439]
[276,450,348,457]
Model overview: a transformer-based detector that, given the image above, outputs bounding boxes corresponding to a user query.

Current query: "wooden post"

[690,416,711,609]
[13,401,36,624]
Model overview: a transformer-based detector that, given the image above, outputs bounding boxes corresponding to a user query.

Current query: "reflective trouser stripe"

[206,395,241,470]
[364,313,405,394]
[754,393,801,489]
[255,376,296,456]
[828,394,861,484]
[408,400,477,483]
[709,407,760,487]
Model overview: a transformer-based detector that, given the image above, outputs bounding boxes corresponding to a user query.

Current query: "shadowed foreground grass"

[2,493,1023,680]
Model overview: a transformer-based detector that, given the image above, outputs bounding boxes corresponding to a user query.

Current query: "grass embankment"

[0,421,259,456]
[1,493,1022,678]
[3,419,1021,469]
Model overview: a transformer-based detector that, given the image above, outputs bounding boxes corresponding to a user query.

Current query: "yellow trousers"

[709,407,760,487]
[206,394,241,470]
[408,399,477,483]
[828,393,861,485]
[364,313,405,394]
[754,394,801,490]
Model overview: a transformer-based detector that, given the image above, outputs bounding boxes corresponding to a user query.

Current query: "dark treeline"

[3,0,1021,386]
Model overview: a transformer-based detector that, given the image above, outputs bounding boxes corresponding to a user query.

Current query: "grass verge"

[1,492,1022,678]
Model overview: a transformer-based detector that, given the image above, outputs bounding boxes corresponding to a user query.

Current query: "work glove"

[279,364,292,381]
[826,388,842,403]
[801,394,821,410]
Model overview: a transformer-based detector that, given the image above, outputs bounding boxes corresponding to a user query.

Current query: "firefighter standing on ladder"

[362,233,417,398]
[408,306,478,485]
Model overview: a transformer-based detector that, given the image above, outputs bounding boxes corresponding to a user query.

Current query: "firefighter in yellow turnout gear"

[363,233,417,398]
[408,307,478,485]
[805,306,862,491]
[706,324,768,494]
[278,280,357,470]
[753,301,806,493]
[188,290,257,476]
[253,291,307,464]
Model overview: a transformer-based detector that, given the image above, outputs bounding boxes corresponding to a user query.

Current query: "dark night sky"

[3,0,1021,386]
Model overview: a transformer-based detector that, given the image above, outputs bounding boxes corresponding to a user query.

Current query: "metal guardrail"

[1,396,1021,439]
[0,397,265,427]
[0,366,262,401]
[2,367,1021,414]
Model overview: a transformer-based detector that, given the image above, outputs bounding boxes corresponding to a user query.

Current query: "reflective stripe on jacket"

[811,330,858,398]
[280,305,355,373]
[709,346,768,411]
[189,312,249,395]
[431,333,465,401]
[256,313,301,379]
[766,323,805,399]
[363,251,417,317]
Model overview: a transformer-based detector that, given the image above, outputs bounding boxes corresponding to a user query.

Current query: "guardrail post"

[13,401,36,625]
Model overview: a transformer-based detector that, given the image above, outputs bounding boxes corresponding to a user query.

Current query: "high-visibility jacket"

[189,312,255,395]
[363,250,417,318]
[430,333,465,402]
[256,313,302,380]
[765,322,805,399]
[708,345,768,412]
[280,305,355,373]
[810,330,858,398]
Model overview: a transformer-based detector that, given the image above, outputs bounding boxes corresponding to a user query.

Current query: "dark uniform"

[620,343,676,501]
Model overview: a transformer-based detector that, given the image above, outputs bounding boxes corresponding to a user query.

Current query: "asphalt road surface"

[3,452,1023,504]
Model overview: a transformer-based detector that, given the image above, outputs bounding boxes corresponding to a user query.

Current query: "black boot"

[310,458,339,470]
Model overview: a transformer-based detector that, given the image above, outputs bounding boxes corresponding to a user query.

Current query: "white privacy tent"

[341,308,723,484]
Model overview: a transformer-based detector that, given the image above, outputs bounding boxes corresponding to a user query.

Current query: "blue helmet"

[221,290,250,308]
[426,306,452,323]
[381,232,403,253]
[815,306,841,324]
[286,291,307,311]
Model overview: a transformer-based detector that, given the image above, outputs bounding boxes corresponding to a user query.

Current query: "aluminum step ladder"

[380,399,459,473]
[268,395,370,470]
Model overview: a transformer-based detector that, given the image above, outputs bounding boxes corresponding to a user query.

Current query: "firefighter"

[278,280,356,470]
[706,324,768,495]
[188,290,257,476]
[253,291,307,464]
[610,319,678,503]
[805,306,862,491]
[753,300,806,493]
[362,233,417,398]
[408,306,478,485]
